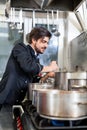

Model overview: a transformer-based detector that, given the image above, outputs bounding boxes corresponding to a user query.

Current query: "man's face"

[33,37,50,54]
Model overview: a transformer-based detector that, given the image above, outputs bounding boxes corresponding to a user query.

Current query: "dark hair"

[26,27,52,44]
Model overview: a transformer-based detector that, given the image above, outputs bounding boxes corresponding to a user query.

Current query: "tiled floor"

[0,105,15,130]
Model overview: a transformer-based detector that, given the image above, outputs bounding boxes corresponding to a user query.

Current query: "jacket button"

[21,90,23,93]
[25,80,27,84]
[16,100,19,102]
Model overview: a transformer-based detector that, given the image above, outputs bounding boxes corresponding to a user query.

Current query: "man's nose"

[44,43,48,48]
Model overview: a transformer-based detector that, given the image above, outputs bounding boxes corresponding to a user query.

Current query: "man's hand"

[49,61,58,72]
[41,61,58,73]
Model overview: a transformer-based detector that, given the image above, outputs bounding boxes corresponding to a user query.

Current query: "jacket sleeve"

[12,43,43,76]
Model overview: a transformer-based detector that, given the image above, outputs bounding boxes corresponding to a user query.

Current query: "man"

[0,27,58,106]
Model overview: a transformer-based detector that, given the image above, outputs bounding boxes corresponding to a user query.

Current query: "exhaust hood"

[11,0,84,11]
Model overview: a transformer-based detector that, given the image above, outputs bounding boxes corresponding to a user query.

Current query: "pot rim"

[34,88,87,94]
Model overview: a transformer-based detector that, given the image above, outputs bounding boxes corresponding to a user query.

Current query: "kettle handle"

[77,102,87,105]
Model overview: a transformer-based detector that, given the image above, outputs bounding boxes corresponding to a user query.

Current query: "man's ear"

[32,38,36,45]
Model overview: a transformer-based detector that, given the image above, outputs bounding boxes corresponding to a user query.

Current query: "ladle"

[32,10,35,28]
[54,10,60,37]
[46,11,50,30]
[51,10,57,33]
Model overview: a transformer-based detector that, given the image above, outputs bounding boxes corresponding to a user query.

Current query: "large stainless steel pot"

[28,83,54,106]
[28,83,54,100]
[36,89,87,119]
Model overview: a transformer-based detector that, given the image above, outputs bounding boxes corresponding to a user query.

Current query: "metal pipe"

[32,10,35,28]
[75,11,86,31]
[41,0,54,9]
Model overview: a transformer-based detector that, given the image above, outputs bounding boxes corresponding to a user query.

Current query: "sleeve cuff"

[37,63,43,72]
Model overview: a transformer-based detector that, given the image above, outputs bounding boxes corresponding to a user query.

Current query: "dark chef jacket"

[0,42,43,105]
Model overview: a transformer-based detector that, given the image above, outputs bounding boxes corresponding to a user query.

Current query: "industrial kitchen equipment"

[36,89,87,119]
[28,83,54,106]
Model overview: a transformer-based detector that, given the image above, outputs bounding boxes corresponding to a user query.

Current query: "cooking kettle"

[27,83,54,106]
[54,71,87,90]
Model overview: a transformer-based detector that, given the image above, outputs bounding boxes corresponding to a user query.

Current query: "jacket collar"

[27,44,39,58]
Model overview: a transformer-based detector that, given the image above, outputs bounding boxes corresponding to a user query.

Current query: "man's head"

[26,27,52,54]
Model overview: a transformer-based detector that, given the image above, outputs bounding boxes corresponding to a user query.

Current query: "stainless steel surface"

[11,0,84,11]
[40,114,87,120]
[69,31,87,71]
[54,72,87,90]
[51,10,57,33]
[71,79,86,86]
[68,79,87,90]
[12,105,24,119]
[28,83,54,100]
[67,72,87,79]
[36,89,87,119]
[54,72,70,90]
[32,83,53,107]
[75,11,86,31]
[33,0,54,9]
[28,83,54,107]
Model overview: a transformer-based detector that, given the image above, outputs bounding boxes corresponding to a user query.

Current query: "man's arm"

[41,61,58,73]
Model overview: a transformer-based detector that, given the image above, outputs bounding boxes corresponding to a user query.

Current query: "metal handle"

[77,102,87,105]
[12,105,24,119]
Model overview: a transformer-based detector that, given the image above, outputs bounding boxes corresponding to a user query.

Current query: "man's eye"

[42,40,48,44]
[42,40,46,43]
